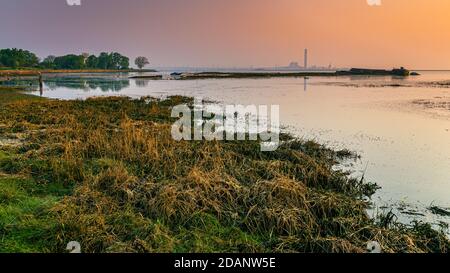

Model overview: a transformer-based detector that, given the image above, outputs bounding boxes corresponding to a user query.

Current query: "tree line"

[0,48,40,68]
[0,48,150,70]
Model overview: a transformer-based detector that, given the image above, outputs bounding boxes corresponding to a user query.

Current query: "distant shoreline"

[0,69,157,77]
[130,70,417,80]
[129,71,337,80]
[1,68,420,81]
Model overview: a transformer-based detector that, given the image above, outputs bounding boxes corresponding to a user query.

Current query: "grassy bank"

[0,87,448,253]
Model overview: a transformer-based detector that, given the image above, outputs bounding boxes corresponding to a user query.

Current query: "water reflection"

[0,78,38,90]
[45,78,130,92]
[347,75,410,82]
[38,74,43,96]
[135,79,150,88]
[1,77,130,93]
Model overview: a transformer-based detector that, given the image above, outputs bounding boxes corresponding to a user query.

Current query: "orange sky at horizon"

[1,0,450,69]
[191,0,450,69]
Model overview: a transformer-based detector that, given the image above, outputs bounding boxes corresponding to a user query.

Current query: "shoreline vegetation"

[0,87,448,253]
[1,48,418,81]
[128,68,416,80]
[0,48,154,80]
[1,70,418,84]
[0,69,157,77]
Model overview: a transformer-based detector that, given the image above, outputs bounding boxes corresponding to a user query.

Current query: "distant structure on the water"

[336,67,412,76]
[288,62,301,69]
[158,48,337,72]
[255,62,335,72]
[304,49,308,69]
[255,49,335,72]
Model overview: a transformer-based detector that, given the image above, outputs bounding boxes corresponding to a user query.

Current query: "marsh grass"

[0,87,448,253]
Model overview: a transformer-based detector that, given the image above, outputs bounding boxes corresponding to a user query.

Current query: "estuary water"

[4,71,450,228]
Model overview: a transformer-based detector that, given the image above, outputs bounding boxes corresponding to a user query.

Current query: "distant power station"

[257,48,334,72]
[304,49,308,69]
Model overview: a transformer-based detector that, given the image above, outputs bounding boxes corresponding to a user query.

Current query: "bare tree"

[135,56,149,69]
[81,53,90,65]
[43,55,56,63]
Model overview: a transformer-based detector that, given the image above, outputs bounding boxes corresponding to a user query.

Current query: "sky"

[1,0,450,69]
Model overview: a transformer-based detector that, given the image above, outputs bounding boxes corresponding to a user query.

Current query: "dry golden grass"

[0,89,448,253]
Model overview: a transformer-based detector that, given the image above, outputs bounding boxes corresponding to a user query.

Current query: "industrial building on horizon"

[258,49,335,71]
[304,48,308,69]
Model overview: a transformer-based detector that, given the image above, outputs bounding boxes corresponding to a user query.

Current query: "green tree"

[0,48,39,68]
[96,52,129,70]
[85,55,98,68]
[119,56,130,70]
[0,49,131,70]
[97,52,110,69]
[109,52,129,69]
[53,54,85,69]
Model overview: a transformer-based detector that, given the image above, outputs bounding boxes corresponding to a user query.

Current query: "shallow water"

[3,71,450,228]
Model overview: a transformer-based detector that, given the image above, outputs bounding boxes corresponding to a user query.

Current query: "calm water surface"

[4,71,450,227]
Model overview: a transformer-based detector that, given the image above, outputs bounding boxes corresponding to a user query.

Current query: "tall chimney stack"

[304,49,308,69]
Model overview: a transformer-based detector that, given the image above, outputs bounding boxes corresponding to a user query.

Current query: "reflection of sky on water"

[44,79,130,92]
[6,71,450,229]
[1,77,130,93]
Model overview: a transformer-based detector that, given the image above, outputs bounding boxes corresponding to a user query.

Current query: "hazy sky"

[1,0,450,69]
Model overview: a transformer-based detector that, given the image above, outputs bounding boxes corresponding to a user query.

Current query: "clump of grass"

[0,88,448,253]
[0,87,44,104]
[243,178,314,235]
[429,206,450,217]
[0,176,62,253]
